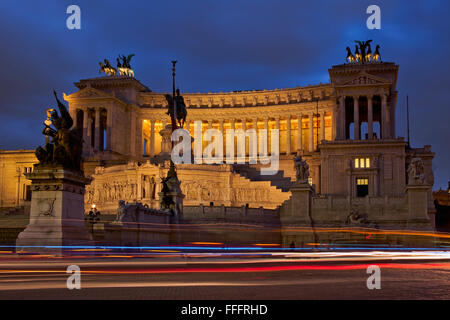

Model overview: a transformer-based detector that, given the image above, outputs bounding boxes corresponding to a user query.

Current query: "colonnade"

[338,94,390,140]
[141,112,331,157]
[73,107,111,154]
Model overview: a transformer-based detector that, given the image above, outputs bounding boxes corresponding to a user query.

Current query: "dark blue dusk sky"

[0,0,448,189]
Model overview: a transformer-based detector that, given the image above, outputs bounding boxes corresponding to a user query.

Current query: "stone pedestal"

[406,184,433,229]
[16,166,92,251]
[158,125,173,158]
[279,181,315,247]
[289,182,313,224]
[406,184,431,222]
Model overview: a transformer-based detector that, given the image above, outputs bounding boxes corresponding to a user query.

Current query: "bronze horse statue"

[346,46,355,63]
[99,59,117,76]
[372,45,381,61]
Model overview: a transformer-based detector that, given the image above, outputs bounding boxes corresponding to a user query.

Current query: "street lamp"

[86,204,101,234]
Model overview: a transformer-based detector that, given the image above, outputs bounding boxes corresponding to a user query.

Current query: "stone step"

[233,164,293,192]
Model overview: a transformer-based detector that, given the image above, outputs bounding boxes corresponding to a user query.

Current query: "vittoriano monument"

[16,91,92,251]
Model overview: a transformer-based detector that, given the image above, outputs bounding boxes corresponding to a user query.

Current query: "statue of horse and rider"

[165,89,187,128]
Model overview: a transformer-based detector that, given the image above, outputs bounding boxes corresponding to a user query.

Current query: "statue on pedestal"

[159,161,183,215]
[407,157,426,185]
[16,92,92,251]
[294,155,309,183]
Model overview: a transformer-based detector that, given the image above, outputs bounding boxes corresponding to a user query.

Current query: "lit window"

[357,178,369,185]
[354,157,370,169]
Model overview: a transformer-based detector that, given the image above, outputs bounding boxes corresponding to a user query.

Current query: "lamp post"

[171,60,178,133]
[86,204,101,234]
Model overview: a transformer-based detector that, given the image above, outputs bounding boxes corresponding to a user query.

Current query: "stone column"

[331,107,337,141]
[208,120,213,130]
[339,96,345,140]
[131,114,137,156]
[219,119,225,157]
[138,118,144,156]
[353,96,360,140]
[309,113,314,152]
[106,108,113,151]
[82,109,89,154]
[275,117,280,154]
[150,120,155,157]
[320,111,325,142]
[94,108,101,151]
[382,94,389,139]
[186,120,191,134]
[242,118,246,131]
[368,95,373,140]
[297,114,303,151]
[286,116,291,155]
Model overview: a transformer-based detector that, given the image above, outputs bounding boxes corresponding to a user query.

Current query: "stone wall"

[0,150,37,208]
[86,162,291,213]
[106,203,281,247]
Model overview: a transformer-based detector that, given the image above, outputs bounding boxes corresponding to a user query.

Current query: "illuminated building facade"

[0,56,436,233]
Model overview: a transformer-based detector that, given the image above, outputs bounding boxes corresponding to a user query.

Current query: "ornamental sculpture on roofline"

[346,40,381,64]
[99,54,135,77]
